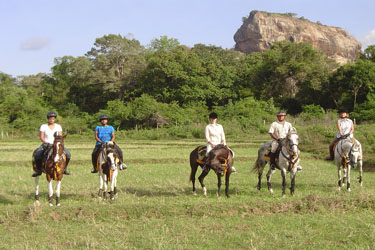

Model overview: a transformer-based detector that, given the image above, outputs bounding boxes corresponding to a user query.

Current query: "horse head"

[285,127,299,155]
[103,141,117,170]
[53,132,67,163]
[207,145,232,176]
[348,139,361,168]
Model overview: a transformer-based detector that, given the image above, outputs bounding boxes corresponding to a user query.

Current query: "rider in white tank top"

[336,118,353,138]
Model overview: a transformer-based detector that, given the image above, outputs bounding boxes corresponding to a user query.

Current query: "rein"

[280,137,299,171]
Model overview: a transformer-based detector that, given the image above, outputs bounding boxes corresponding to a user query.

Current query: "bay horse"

[189,144,234,197]
[253,128,302,197]
[33,133,67,206]
[97,141,119,201]
[334,137,363,191]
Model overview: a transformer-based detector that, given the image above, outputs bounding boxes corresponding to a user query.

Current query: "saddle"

[196,146,207,165]
[263,143,282,162]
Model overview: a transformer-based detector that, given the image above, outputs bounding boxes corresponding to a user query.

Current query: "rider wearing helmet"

[268,110,293,168]
[325,108,354,161]
[32,111,71,177]
[91,114,127,173]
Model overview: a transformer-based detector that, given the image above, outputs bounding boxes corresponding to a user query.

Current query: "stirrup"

[64,170,71,175]
[120,163,127,170]
[91,169,98,173]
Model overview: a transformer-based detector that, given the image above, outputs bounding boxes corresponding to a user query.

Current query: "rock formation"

[234,11,361,64]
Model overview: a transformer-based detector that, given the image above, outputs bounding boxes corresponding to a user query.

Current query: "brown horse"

[33,133,67,206]
[189,144,234,197]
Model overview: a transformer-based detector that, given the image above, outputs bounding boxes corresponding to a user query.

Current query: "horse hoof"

[192,192,197,196]
[111,198,114,201]
[34,200,40,206]
[347,188,351,192]
[269,189,274,194]
[49,203,53,207]
[282,194,286,198]
[360,183,363,187]
[56,203,61,207]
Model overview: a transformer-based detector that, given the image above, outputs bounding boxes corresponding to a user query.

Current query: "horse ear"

[291,127,297,133]
[63,134,68,140]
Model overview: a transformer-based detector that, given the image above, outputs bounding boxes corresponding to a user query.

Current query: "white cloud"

[20,37,51,51]
[359,29,375,50]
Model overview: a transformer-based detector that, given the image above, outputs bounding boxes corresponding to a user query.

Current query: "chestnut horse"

[97,141,119,201]
[189,144,234,197]
[33,133,67,207]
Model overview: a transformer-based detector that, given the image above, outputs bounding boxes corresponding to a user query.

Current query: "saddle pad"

[197,146,207,161]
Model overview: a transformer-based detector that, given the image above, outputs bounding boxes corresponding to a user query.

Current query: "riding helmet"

[99,114,109,121]
[209,112,218,119]
[276,110,287,116]
[338,108,349,114]
[46,111,57,118]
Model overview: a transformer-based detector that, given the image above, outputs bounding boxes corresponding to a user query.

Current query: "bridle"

[280,133,299,171]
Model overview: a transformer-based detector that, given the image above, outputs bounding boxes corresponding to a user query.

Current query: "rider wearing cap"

[268,110,293,168]
[205,112,226,156]
[91,114,127,173]
[32,111,71,177]
[325,108,354,161]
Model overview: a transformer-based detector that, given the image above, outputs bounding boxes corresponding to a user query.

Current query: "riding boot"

[325,145,334,161]
[64,158,71,175]
[32,160,43,177]
[270,152,277,170]
[91,151,98,173]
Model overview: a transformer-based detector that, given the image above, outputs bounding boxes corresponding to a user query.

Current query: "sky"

[1,0,374,77]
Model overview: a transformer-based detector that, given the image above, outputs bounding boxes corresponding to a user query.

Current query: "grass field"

[1,137,375,249]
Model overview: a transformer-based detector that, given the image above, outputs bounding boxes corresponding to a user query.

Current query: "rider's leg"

[326,137,339,160]
[115,144,127,170]
[91,146,100,173]
[32,145,45,177]
[270,140,279,169]
[63,147,71,175]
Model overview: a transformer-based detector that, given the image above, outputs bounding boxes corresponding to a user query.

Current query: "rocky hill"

[234,11,361,64]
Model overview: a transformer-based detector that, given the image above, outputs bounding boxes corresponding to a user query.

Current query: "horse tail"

[252,157,262,174]
[189,147,199,182]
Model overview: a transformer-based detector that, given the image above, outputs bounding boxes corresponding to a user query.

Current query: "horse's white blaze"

[54,142,61,162]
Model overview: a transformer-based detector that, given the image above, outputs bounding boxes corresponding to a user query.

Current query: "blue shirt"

[95,126,115,145]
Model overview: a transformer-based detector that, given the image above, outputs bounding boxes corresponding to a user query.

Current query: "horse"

[190,144,234,197]
[97,141,120,201]
[33,133,67,207]
[334,137,363,191]
[253,127,301,197]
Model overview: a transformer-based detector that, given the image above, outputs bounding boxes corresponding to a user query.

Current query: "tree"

[148,35,180,52]
[86,34,146,101]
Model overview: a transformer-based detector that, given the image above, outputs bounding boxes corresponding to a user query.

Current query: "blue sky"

[1,0,374,77]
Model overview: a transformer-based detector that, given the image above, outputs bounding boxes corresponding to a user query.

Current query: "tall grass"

[1,137,375,249]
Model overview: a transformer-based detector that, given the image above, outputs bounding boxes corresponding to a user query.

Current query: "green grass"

[1,138,375,249]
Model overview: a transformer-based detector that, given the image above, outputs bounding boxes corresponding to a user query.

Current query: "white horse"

[334,137,363,191]
[97,142,119,201]
[253,128,302,197]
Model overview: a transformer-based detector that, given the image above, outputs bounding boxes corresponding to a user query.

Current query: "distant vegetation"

[1,34,375,138]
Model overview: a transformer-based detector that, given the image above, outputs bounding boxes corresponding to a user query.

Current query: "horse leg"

[266,168,276,194]
[346,166,351,192]
[358,160,363,187]
[55,180,62,206]
[290,170,296,196]
[98,172,104,197]
[256,159,265,191]
[281,168,287,198]
[342,168,347,184]
[110,170,118,201]
[190,163,198,195]
[216,174,222,197]
[198,166,210,196]
[225,172,230,198]
[33,176,40,203]
[103,174,108,200]
[337,165,342,191]
[114,171,118,196]
[47,181,53,207]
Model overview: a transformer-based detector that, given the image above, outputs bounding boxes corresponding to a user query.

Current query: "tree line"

[1,34,375,134]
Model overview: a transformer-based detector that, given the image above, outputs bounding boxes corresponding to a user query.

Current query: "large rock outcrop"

[234,11,361,64]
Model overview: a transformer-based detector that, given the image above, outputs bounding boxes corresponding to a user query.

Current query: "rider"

[268,110,293,168]
[32,111,71,177]
[205,112,236,173]
[91,114,127,173]
[325,108,354,161]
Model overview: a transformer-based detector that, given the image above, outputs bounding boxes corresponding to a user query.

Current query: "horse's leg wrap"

[98,189,103,197]
[56,196,60,206]
[114,187,117,195]
[48,195,53,206]
[110,191,114,201]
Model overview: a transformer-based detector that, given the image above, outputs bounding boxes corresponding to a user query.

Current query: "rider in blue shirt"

[91,114,127,173]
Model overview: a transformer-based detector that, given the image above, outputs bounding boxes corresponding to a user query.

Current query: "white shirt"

[40,123,62,144]
[269,121,293,139]
[205,123,226,146]
[336,118,353,138]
